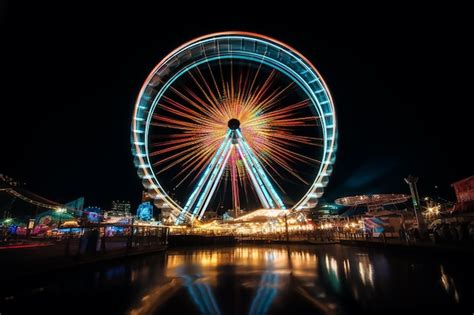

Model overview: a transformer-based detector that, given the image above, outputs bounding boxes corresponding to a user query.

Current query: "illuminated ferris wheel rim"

[132,31,337,219]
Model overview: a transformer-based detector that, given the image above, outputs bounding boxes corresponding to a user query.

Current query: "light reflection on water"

[1,245,471,315]
[440,265,460,303]
[125,245,470,315]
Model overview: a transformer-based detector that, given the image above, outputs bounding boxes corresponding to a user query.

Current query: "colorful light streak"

[177,129,289,223]
[235,143,270,209]
[231,148,240,215]
[176,131,232,224]
[150,64,320,187]
[155,61,315,222]
[236,129,286,209]
[132,32,337,223]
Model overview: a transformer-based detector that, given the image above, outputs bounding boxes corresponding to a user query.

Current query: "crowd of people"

[431,222,474,242]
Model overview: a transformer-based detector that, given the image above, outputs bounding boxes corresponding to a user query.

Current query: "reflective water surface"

[1,245,473,314]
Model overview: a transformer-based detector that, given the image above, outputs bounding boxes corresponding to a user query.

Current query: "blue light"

[237,129,286,209]
[179,271,222,315]
[249,273,279,315]
[191,140,232,217]
[236,143,270,209]
[176,131,231,224]
[137,202,153,221]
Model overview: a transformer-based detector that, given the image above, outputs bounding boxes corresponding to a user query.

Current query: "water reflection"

[179,270,221,315]
[249,272,279,315]
[440,265,460,304]
[357,258,374,288]
[2,245,472,315]
[125,246,471,314]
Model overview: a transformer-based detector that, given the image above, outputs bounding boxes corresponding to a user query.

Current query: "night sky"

[1,4,472,209]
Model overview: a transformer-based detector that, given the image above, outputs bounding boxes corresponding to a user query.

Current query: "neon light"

[197,146,232,220]
[131,32,337,220]
[176,131,231,224]
[231,149,240,214]
[191,140,232,219]
[237,129,286,209]
[236,143,271,208]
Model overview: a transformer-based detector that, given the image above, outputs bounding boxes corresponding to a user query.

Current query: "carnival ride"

[335,194,410,213]
[1,176,75,212]
[333,194,412,235]
[0,175,86,232]
[131,32,337,225]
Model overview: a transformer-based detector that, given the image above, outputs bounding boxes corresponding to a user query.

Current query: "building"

[451,176,474,212]
[110,200,131,215]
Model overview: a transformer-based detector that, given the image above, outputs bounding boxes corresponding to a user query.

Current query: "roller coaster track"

[0,177,79,212]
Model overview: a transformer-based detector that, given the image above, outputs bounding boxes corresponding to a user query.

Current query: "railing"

[0,224,169,279]
[68,223,169,256]
[236,230,338,242]
[1,223,169,259]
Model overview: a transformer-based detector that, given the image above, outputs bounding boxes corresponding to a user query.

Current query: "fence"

[0,223,169,279]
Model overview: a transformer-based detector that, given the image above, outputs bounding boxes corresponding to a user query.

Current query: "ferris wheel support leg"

[197,147,232,221]
[175,131,232,224]
[235,143,271,209]
[191,139,231,221]
[236,130,286,209]
[191,140,232,221]
[231,149,240,216]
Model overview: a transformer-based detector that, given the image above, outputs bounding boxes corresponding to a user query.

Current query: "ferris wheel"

[131,32,337,224]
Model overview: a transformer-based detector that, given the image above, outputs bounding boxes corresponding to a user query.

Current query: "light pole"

[404,175,427,239]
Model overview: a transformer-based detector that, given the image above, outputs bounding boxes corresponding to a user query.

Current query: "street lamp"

[404,175,427,238]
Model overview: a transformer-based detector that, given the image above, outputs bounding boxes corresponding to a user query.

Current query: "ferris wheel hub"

[228,118,240,130]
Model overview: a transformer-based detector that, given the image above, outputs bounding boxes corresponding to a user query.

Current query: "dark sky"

[1,3,472,209]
